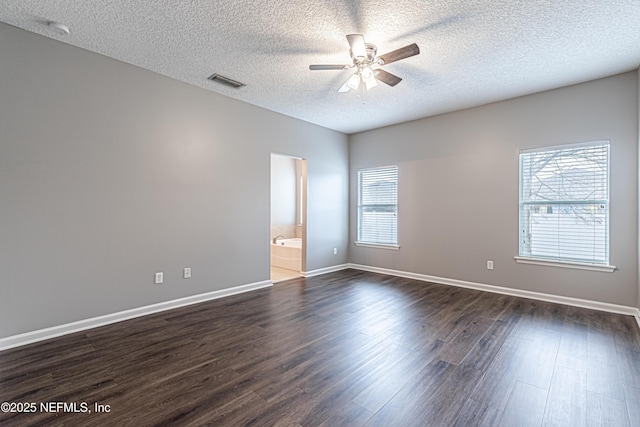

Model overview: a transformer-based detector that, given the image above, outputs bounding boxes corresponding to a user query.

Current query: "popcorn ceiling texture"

[1,1,640,134]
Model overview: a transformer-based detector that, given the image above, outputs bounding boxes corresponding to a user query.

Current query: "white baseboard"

[349,264,639,317]
[0,280,272,352]
[3,265,638,351]
[301,264,350,278]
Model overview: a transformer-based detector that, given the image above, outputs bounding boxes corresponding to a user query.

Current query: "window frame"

[515,140,615,272]
[355,165,400,250]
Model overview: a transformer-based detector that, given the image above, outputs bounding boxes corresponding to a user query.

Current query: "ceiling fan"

[309,34,420,92]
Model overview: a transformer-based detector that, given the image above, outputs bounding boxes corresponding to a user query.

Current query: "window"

[356,165,398,248]
[518,141,612,270]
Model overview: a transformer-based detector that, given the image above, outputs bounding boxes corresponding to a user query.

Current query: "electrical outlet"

[333,248,337,255]
[487,261,494,270]
[155,272,164,284]
[183,267,191,279]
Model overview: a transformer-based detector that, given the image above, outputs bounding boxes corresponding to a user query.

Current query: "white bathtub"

[271,238,302,271]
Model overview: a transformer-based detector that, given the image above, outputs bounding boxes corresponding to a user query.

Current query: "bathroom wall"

[270,154,298,239]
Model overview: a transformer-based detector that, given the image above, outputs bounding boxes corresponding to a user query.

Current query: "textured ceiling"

[2,1,640,134]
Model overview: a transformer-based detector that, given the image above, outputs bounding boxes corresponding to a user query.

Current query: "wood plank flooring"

[1,269,639,426]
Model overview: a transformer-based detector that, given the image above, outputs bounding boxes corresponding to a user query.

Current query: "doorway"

[270,154,306,282]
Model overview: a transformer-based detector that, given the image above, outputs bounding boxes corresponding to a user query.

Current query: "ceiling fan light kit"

[348,74,361,91]
[310,34,420,95]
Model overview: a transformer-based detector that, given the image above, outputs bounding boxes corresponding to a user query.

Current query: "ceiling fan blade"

[309,64,349,70]
[338,77,352,92]
[374,69,402,87]
[346,34,367,59]
[377,43,420,65]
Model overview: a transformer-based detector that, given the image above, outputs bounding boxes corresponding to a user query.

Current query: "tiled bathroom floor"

[270,266,302,283]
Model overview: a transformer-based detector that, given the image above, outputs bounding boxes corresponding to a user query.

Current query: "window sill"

[514,256,616,273]
[354,242,400,250]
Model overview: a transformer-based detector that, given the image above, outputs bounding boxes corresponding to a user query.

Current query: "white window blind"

[357,165,398,245]
[519,141,609,265]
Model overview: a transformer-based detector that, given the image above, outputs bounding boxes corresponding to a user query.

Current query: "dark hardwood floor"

[1,269,640,426]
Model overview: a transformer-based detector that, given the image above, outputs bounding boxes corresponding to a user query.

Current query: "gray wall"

[2,21,637,340]
[350,72,639,307]
[0,23,349,338]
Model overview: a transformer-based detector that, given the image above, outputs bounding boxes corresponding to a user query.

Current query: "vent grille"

[207,74,246,89]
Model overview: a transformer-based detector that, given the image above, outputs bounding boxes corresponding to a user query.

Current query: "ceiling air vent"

[207,74,245,89]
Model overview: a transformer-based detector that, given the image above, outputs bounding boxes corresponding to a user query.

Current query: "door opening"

[270,153,307,283]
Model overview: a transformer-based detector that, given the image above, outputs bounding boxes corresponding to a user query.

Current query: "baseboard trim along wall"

[0,280,272,352]
[348,263,640,321]
[3,265,639,351]
[301,264,350,278]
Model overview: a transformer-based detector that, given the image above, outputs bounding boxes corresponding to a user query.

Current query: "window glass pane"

[519,142,609,264]
[358,166,398,245]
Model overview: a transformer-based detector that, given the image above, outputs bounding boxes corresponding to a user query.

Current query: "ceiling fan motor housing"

[350,43,378,66]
